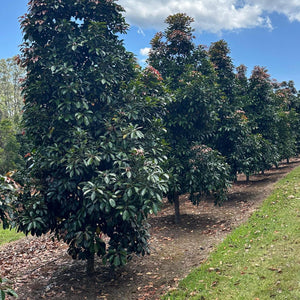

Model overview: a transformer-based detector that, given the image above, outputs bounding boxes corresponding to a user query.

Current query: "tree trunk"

[246,174,250,182]
[168,191,181,224]
[87,254,95,276]
[287,158,290,164]
[173,192,180,224]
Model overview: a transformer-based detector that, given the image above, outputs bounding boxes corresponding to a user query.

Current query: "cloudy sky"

[2,1,300,87]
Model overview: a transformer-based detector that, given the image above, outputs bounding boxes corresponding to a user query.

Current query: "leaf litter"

[1,158,299,299]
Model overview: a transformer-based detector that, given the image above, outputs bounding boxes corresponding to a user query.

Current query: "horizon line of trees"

[0,1,299,277]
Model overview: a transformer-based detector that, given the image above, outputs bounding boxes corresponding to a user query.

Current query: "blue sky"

[2,1,300,89]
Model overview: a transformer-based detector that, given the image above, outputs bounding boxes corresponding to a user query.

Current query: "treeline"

[0,57,24,173]
[0,1,299,275]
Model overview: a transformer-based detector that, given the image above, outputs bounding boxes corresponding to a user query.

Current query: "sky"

[2,1,300,88]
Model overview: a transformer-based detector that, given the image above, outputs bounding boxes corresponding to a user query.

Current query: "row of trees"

[148,13,300,221]
[1,1,299,275]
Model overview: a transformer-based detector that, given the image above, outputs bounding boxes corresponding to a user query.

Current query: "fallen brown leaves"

[0,158,299,300]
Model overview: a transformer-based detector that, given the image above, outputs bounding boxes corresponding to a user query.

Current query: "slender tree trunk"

[173,192,180,224]
[246,174,250,182]
[168,191,181,224]
[86,253,96,299]
[87,254,95,276]
[287,158,290,164]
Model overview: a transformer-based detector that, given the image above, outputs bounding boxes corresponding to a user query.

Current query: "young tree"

[273,80,298,162]
[149,14,231,223]
[149,13,195,86]
[246,66,280,170]
[208,43,256,180]
[15,0,168,274]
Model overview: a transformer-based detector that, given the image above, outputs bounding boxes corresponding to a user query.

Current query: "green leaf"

[113,255,120,267]
[122,210,129,221]
[109,199,116,208]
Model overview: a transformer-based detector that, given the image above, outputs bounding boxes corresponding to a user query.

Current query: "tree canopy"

[14,0,169,273]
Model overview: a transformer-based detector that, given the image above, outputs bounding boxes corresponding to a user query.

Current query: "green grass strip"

[0,225,24,246]
[163,166,300,300]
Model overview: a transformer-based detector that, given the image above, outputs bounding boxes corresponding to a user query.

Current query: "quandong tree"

[148,13,231,223]
[15,0,168,274]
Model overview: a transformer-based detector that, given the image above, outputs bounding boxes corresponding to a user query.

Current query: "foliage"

[164,69,229,204]
[0,177,19,299]
[208,40,235,104]
[15,0,168,270]
[0,57,24,122]
[0,119,22,174]
[247,66,280,142]
[149,14,231,223]
[187,145,231,205]
[273,80,298,160]
[163,166,300,299]
[148,13,195,86]
[0,277,18,300]
[0,175,18,229]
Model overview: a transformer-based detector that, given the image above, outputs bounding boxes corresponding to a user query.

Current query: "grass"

[0,225,24,246]
[163,166,300,300]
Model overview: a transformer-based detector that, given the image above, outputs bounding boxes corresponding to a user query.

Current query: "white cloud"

[140,47,151,56]
[250,0,300,22]
[118,0,300,32]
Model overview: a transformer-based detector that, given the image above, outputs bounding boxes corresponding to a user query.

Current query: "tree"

[15,0,168,274]
[208,43,257,180]
[0,176,19,299]
[149,13,195,86]
[149,14,231,223]
[273,80,298,162]
[0,57,24,122]
[246,66,280,170]
[0,119,21,174]
[208,40,235,105]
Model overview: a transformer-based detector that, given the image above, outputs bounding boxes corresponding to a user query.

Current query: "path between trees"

[1,158,300,300]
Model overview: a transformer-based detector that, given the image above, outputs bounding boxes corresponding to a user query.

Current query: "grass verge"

[0,225,24,246]
[163,166,300,300]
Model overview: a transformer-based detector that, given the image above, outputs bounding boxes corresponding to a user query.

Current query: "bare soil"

[1,158,300,300]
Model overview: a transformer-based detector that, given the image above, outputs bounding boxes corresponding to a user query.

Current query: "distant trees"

[0,57,23,175]
[0,119,21,174]
[0,57,24,121]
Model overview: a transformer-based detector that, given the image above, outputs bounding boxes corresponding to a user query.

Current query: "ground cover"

[0,158,299,299]
[0,226,24,246]
[164,164,300,299]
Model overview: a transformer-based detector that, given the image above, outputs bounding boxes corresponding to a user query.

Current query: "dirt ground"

[1,158,300,300]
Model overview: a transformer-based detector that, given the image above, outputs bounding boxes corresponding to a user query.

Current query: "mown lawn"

[163,166,300,300]
[0,226,24,246]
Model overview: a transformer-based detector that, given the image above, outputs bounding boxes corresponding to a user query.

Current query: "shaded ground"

[1,158,300,300]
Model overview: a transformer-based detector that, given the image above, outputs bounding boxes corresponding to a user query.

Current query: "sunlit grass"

[0,225,24,246]
[163,166,300,300]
